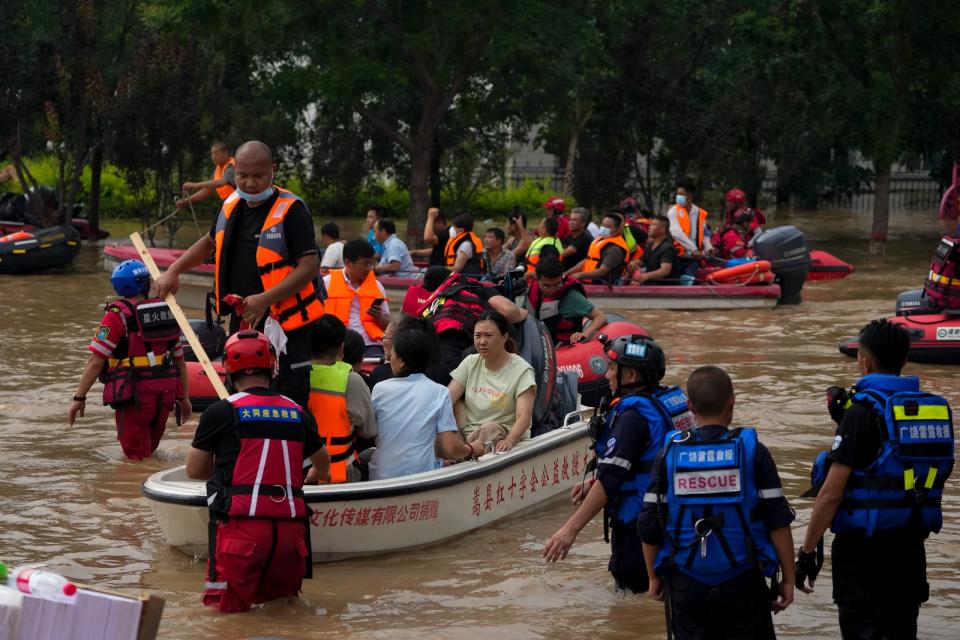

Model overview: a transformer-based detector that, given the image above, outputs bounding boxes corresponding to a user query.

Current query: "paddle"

[129,231,229,400]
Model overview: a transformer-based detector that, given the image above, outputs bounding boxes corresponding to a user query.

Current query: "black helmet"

[603,334,665,384]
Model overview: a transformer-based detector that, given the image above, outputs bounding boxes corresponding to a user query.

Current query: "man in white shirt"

[666,177,713,277]
[373,218,418,277]
[319,222,344,274]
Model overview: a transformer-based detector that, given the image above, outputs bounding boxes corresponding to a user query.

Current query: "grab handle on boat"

[562,409,587,428]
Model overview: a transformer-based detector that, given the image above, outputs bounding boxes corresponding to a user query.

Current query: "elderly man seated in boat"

[448,310,537,453]
[528,257,607,345]
[563,212,629,285]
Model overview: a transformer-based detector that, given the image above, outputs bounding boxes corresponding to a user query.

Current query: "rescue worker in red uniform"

[716,209,756,260]
[529,257,606,345]
[69,259,191,460]
[723,188,766,236]
[186,330,330,614]
[176,140,236,208]
[155,140,323,407]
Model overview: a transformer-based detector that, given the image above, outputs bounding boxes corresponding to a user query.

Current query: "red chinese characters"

[311,499,440,528]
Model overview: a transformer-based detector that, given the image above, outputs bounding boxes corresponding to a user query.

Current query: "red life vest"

[402,284,433,316]
[209,392,310,520]
[717,225,750,260]
[924,236,960,309]
[99,298,181,407]
[527,278,588,344]
[422,279,489,336]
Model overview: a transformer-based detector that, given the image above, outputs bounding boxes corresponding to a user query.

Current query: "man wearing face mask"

[666,178,712,278]
[564,212,629,283]
[154,140,323,407]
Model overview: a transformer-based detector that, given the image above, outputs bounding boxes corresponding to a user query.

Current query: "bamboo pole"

[129,232,228,399]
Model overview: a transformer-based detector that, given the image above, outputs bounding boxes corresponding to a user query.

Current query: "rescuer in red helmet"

[186,330,330,613]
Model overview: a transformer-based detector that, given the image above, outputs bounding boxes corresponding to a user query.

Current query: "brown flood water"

[1,209,958,639]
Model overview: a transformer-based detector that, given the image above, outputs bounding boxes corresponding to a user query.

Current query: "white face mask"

[236,170,275,204]
[676,194,688,206]
[597,227,612,238]
[450,226,461,237]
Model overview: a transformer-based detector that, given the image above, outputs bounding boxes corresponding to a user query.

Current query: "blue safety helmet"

[111,259,151,296]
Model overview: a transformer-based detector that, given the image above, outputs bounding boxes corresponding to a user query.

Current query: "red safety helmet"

[223,330,276,374]
[543,197,566,213]
[619,197,639,213]
[724,189,747,207]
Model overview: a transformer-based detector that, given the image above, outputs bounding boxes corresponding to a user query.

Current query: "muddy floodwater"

[1,209,958,639]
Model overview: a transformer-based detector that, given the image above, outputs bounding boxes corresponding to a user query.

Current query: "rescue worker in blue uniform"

[798,319,954,640]
[639,365,796,639]
[543,335,694,593]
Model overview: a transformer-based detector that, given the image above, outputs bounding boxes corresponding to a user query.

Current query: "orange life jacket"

[213,188,325,331]
[213,157,236,199]
[674,205,708,257]
[583,235,629,277]
[308,361,355,483]
[325,269,386,341]
[444,231,485,274]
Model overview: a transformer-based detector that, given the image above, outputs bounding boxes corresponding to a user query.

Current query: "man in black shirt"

[798,319,953,639]
[155,140,322,406]
[639,366,796,639]
[417,207,451,267]
[561,207,594,271]
[631,215,679,285]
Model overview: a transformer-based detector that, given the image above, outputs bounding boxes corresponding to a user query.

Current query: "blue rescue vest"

[656,427,779,585]
[831,373,954,537]
[595,386,693,526]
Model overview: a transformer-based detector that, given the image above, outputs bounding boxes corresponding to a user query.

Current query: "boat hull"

[556,319,647,406]
[381,276,781,311]
[807,250,854,281]
[142,421,592,562]
[838,314,960,365]
[0,225,81,274]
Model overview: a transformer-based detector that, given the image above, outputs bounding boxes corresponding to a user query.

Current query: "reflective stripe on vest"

[213,157,236,200]
[100,298,179,381]
[594,387,692,526]
[583,235,628,273]
[675,205,708,256]
[657,427,779,585]
[325,269,386,341]
[308,362,355,483]
[213,188,325,331]
[217,391,309,520]
[831,373,954,537]
[444,231,485,273]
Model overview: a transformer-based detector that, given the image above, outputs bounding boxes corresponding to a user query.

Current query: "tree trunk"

[430,135,442,207]
[869,163,891,257]
[562,127,579,197]
[88,142,103,239]
[408,143,432,243]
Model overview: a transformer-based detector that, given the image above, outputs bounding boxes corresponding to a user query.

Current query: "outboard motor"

[895,288,938,317]
[753,225,810,305]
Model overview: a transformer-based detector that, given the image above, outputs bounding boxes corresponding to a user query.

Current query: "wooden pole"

[129,232,228,399]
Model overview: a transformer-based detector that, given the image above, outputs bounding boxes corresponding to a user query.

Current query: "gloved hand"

[796,542,824,592]
[826,386,849,424]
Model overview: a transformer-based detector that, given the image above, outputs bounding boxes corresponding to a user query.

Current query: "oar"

[129,231,228,400]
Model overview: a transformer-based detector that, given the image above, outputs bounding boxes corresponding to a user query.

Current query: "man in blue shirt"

[365,205,386,257]
[373,218,418,277]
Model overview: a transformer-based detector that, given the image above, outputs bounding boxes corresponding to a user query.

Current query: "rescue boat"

[555,314,648,406]
[837,289,960,364]
[0,225,81,274]
[142,410,592,563]
[807,250,855,281]
[103,244,212,308]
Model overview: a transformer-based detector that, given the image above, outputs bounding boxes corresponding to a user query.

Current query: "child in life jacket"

[69,259,190,460]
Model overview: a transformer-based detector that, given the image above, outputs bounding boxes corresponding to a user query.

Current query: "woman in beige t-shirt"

[448,311,536,452]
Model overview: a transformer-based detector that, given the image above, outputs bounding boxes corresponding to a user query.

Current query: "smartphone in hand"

[367,297,385,316]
